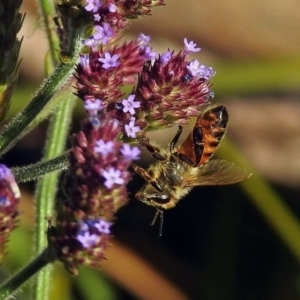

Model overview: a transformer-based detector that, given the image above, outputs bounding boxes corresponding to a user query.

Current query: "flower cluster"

[76,37,215,138]
[82,0,164,48]
[0,164,20,264]
[49,0,216,274]
[48,113,140,274]
[74,0,215,141]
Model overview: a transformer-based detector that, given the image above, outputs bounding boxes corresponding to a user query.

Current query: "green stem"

[32,95,76,300]
[0,61,76,155]
[0,34,82,156]
[36,0,60,65]
[218,137,300,264]
[0,247,55,300]
[12,153,69,182]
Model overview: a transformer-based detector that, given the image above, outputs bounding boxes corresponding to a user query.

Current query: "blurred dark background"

[3,0,300,299]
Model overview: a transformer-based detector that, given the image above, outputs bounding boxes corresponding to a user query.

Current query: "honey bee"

[132,104,250,234]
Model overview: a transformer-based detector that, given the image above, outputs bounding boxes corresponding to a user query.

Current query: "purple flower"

[102,167,125,189]
[160,50,172,63]
[83,37,98,48]
[99,52,120,69]
[109,3,117,12]
[80,55,90,68]
[94,14,101,21]
[0,196,10,207]
[186,60,215,79]
[138,33,151,45]
[93,25,104,40]
[93,24,114,45]
[77,232,100,248]
[0,164,20,199]
[78,221,89,232]
[0,164,13,179]
[94,139,115,155]
[84,99,103,114]
[121,144,141,160]
[85,0,102,12]
[183,38,201,53]
[124,120,141,138]
[199,66,215,79]
[122,94,141,115]
[140,45,156,60]
[94,219,111,234]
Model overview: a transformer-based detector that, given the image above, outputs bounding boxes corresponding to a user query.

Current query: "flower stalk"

[0,247,55,300]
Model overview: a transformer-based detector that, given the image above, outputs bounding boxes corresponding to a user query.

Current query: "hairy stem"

[0,247,55,300]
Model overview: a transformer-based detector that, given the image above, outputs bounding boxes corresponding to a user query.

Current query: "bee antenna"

[150,210,164,236]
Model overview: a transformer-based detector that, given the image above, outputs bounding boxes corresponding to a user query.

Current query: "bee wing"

[184,159,251,187]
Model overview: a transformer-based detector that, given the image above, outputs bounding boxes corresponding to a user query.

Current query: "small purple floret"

[84,99,103,114]
[85,0,102,12]
[93,24,114,45]
[140,45,156,60]
[109,3,117,12]
[122,94,141,115]
[187,60,215,79]
[121,144,141,160]
[95,219,111,234]
[77,232,100,248]
[138,33,151,44]
[160,50,172,63]
[184,38,201,53]
[124,120,141,138]
[94,139,115,155]
[102,167,125,189]
[99,52,120,69]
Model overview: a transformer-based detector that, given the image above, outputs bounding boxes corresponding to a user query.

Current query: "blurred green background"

[2,0,300,299]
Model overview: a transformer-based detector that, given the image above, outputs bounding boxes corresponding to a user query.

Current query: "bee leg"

[139,138,166,161]
[170,125,183,152]
[131,164,163,191]
[131,163,153,181]
[150,209,164,236]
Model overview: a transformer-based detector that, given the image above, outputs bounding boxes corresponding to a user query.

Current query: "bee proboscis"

[132,104,250,235]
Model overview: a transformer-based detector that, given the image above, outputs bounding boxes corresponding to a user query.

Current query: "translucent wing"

[184,159,251,187]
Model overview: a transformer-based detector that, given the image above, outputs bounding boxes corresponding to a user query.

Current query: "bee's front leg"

[131,163,162,191]
[131,163,153,181]
[138,137,166,161]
